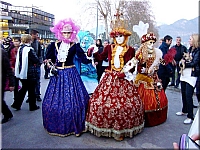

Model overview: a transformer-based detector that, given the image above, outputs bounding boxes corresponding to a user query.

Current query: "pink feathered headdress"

[50,18,80,43]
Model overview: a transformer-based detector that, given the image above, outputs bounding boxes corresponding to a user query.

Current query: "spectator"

[176,34,200,124]
[100,39,110,80]
[10,37,21,101]
[157,35,173,91]
[94,39,104,82]
[158,38,164,47]
[169,36,187,88]
[11,34,40,111]
[26,29,43,102]
[1,49,15,124]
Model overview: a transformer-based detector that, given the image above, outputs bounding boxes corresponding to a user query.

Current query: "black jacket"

[157,42,173,77]
[172,44,188,61]
[185,47,200,77]
[1,49,15,90]
[31,39,43,64]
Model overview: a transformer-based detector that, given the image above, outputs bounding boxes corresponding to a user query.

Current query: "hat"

[61,24,72,33]
[110,9,131,38]
[141,32,157,43]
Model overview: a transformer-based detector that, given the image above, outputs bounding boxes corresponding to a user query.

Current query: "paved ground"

[1,65,199,149]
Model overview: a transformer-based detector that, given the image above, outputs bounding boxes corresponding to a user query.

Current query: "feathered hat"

[133,21,156,43]
[110,9,131,38]
[50,18,80,43]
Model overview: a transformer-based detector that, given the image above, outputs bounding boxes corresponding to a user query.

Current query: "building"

[0,1,56,43]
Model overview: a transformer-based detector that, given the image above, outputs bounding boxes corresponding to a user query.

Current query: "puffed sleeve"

[93,45,109,61]
[76,43,92,64]
[46,42,57,64]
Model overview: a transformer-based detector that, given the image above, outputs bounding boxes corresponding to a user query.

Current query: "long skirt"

[86,71,144,140]
[136,82,168,127]
[42,66,90,137]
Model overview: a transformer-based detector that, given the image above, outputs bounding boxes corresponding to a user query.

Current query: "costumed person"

[2,36,14,91]
[42,18,92,137]
[132,21,169,127]
[77,31,98,94]
[85,10,144,141]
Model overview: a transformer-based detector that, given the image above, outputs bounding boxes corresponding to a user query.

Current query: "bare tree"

[79,0,158,45]
[119,0,159,46]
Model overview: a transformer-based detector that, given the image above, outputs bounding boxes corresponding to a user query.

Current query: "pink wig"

[50,18,80,43]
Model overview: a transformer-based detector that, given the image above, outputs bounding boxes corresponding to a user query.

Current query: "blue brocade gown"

[42,42,91,137]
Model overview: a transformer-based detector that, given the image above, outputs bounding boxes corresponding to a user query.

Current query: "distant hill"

[157,17,198,46]
[89,17,198,46]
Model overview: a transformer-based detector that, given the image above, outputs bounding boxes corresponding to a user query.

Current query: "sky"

[3,0,199,28]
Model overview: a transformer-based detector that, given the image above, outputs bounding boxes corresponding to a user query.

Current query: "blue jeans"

[181,81,195,120]
[35,65,41,97]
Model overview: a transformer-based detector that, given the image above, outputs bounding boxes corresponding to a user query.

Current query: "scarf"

[15,45,31,79]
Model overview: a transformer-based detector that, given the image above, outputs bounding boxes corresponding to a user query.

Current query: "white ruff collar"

[114,46,123,69]
[57,41,70,62]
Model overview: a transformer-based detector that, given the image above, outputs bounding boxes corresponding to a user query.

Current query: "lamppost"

[96,4,98,39]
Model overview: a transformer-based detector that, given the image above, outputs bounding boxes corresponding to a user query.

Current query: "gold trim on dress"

[56,65,75,69]
[85,121,144,140]
[44,129,87,137]
[145,105,168,112]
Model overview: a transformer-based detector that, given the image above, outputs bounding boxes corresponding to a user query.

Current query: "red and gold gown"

[86,44,144,140]
[134,47,168,127]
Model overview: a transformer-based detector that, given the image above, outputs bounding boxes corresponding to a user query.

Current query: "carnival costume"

[133,21,168,127]
[42,18,91,137]
[85,11,144,141]
[78,31,98,94]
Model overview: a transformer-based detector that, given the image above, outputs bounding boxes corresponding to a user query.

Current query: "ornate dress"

[42,41,91,137]
[86,44,144,140]
[134,47,168,127]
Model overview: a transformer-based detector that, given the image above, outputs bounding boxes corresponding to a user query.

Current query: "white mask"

[146,40,155,53]
[62,32,72,39]
[115,35,125,44]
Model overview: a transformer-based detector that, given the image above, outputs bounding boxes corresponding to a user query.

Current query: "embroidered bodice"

[46,42,91,67]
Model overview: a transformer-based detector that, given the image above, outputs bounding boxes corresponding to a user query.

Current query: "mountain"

[157,17,198,46]
[89,17,198,46]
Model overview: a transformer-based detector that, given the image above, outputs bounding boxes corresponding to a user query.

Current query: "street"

[1,65,199,149]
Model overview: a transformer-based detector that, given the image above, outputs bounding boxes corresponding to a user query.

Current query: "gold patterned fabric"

[86,71,144,140]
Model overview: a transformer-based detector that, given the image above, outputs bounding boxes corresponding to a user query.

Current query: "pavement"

[1,65,199,149]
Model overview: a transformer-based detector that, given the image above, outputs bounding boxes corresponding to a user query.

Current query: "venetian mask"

[115,34,125,45]
[62,32,72,39]
[146,40,155,54]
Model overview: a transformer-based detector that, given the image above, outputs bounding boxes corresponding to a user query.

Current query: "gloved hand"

[141,67,146,73]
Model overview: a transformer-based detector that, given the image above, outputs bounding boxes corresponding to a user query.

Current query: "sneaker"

[176,112,187,116]
[184,118,193,124]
